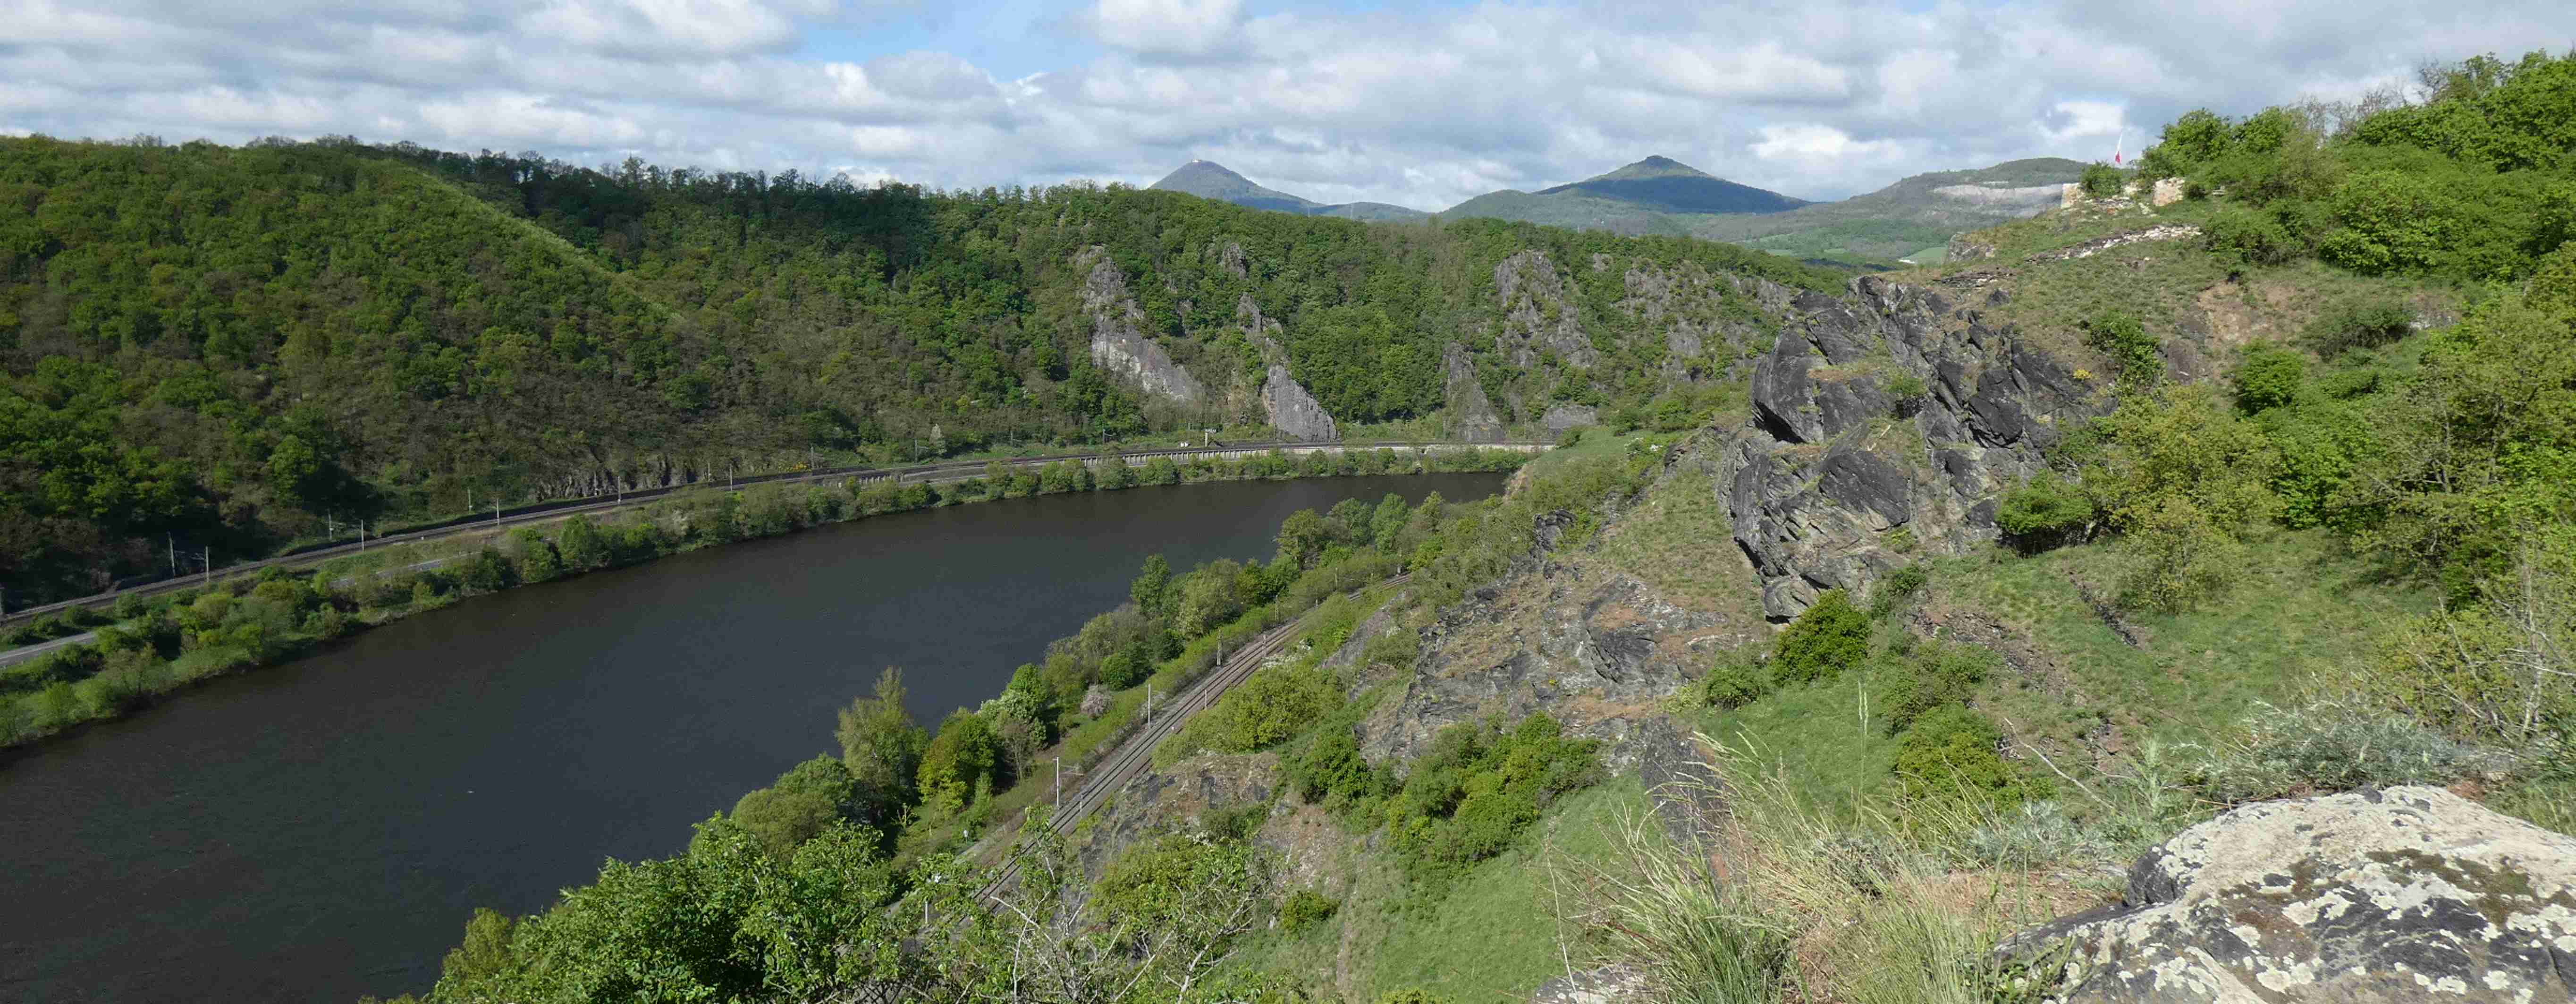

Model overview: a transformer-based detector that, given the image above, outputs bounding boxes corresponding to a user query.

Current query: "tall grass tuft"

[1559,735,2103,1004]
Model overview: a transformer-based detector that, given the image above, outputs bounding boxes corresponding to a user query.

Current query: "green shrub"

[2204,205,2300,267]
[732,756,861,857]
[2082,311,2162,386]
[1385,713,1600,878]
[2230,343,2306,413]
[508,528,563,583]
[1996,472,2096,548]
[1279,888,1339,934]
[1869,563,1927,616]
[1770,590,1870,685]
[2319,169,2454,275]
[916,709,1003,817]
[2298,298,2416,357]
[1700,653,1773,709]
[1891,706,2039,805]
[1875,640,1993,737]
[2531,240,2576,315]
[2367,562,2575,747]
[2118,496,2249,613]
[1167,661,1339,757]
[2078,162,2126,198]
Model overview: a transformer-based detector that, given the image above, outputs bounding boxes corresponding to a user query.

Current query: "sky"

[7,0,2573,206]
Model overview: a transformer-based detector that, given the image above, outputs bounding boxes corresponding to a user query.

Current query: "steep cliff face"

[1441,343,1507,442]
[1259,366,1340,441]
[1720,274,2106,618]
[1078,246,1208,404]
[1493,250,1600,368]
[1232,293,1342,440]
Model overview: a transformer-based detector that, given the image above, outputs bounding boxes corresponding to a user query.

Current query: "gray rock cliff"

[1494,250,1601,368]
[1260,365,1339,441]
[1077,246,1206,404]
[1719,274,2105,618]
[1442,342,1507,441]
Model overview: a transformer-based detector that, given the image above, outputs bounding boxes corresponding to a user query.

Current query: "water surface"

[0,473,1503,1003]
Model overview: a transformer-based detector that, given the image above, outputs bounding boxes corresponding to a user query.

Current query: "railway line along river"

[0,472,1504,1004]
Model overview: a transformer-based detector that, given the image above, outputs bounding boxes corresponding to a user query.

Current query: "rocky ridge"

[1717,274,2108,618]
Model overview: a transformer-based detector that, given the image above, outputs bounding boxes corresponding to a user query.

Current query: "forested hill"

[0,136,1840,604]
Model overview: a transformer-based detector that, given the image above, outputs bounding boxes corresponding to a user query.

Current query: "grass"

[1914,197,2460,371]
[1214,779,1646,1002]
[1529,428,1649,468]
[1593,463,1761,618]
[1700,674,1904,818]
[1934,529,2431,753]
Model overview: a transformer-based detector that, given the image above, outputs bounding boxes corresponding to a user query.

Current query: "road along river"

[0,472,1504,1004]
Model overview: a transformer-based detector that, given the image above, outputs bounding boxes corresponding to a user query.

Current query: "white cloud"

[3,0,2573,206]
[1086,0,1245,57]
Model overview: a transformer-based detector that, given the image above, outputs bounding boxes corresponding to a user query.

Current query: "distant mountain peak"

[1613,155,1700,175]
[1529,156,1806,215]
[1149,161,1427,221]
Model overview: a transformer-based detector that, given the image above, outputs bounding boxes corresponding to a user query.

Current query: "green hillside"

[1696,157,2088,261]
[0,137,1835,605]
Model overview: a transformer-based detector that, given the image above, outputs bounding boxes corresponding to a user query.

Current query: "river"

[0,472,1504,1003]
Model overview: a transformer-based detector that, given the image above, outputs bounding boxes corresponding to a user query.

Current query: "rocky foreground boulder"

[2005,786,2576,1003]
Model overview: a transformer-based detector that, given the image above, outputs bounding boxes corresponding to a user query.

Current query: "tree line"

[1,134,1833,606]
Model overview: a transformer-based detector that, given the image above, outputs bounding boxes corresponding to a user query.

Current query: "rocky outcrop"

[1531,964,1650,1004]
[1442,342,1507,441]
[1230,293,1342,440]
[1078,246,1206,404]
[1620,260,1758,383]
[1948,232,1999,262]
[1260,365,1339,441]
[2027,225,2203,263]
[1720,275,2106,618]
[1541,403,1599,434]
[1362,497,1755,766]
[2003,786,2576,1004]
[1933,183,2076,212]
[1495,250,1600,368]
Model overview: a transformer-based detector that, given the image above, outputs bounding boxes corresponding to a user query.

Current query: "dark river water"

[0,473,1503,1004]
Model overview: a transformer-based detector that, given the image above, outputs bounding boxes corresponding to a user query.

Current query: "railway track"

[977,573,1409,902]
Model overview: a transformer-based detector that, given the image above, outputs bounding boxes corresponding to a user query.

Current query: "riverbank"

[0,446,1534,749]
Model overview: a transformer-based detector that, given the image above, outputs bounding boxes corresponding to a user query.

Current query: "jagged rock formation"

[1077,246,1206,404]
[1494,250,1600,368]
[1441,343,1507,441]
[1260,365,1339,441]
[1229,293,1341,440]
[2003,786,2576,1003]
[1361,437,1766,765]
[1718,275,2105,618]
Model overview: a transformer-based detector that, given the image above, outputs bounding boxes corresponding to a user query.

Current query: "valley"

[1,37,2572,1004]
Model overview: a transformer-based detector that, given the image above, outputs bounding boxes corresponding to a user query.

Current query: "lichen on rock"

[2003,786,2576,1003]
